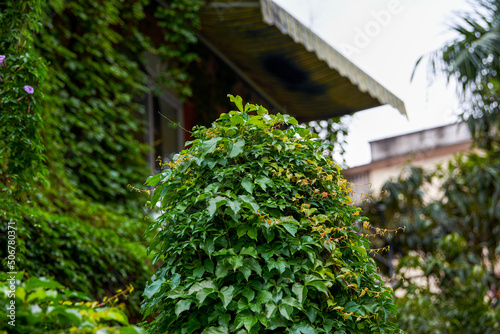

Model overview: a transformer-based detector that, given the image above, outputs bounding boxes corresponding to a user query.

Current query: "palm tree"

[417,0,500,91]
[415,0,500,150]
[442,0,500,92]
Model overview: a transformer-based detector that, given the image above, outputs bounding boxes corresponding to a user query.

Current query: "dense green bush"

[0,273,144,334]
[0,203,152,320]
[142,96,403,333]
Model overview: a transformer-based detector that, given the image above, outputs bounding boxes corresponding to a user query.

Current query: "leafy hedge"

[142,96,403,333]
[0,203,152,320]
[0,273,144,334]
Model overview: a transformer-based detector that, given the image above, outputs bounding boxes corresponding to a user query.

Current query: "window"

[143,52,185,170]
[145,89,184,170]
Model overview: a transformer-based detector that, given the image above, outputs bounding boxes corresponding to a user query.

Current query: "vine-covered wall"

[0,0,46,202]
[1,0,205,322]
[37,0,204,206]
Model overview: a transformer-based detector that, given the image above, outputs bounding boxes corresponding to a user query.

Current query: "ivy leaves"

[201,137,223,158]
[241,177,254,194]
[229,139,245,158]
[0,2,47,198]
[207,195,258,218]
[142,97,404,333]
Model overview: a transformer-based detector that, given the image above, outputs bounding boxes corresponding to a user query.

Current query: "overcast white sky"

[272,0,475,167]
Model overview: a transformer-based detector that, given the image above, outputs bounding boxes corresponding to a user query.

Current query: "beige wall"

[370,151,459,192]
[344,142,473,203]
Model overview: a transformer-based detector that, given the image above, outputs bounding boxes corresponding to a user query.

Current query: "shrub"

[0,273,144,334]
[0,205,152,321]
[141,96,403,333]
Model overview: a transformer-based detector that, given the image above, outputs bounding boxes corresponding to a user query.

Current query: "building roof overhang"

[199,0,406,122]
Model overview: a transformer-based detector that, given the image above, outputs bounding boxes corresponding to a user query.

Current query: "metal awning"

[199,0,406,122]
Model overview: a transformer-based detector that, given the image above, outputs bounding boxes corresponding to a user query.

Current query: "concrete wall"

[370,122,471,162]
[370,150,463,191]
[344,123,473,203]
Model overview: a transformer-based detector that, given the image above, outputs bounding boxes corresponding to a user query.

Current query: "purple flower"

[0,55,5,67]
[23,85,34,94]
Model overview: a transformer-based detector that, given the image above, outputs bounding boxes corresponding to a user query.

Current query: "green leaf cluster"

[142,96,403,333]
[0,203,153,321]
[306,117,350,165]
[419,0,500,152]
[35,0,202,206]
[0,273,144,334]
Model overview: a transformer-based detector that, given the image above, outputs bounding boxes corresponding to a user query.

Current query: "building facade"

[343,122,473,202]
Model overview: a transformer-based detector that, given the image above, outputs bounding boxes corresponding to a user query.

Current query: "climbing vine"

[0,0,47,200]
[142,96,404,333]
[36,0,204,207]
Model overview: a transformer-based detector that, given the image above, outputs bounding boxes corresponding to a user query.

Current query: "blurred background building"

[343,122,472,202]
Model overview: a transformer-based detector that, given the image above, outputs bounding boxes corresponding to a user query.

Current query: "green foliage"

[0,273,144,334]
[439,0,500,93]
[0,202,153,321]
[364,154,500,333]
[142,96,403,333]
[36,0,202,207]
[0,0,47,199]
[418,0,500,151]
[153,0,204,97]
[1,0,205,324]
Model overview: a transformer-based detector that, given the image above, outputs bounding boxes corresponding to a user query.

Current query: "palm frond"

[414,0,500,95]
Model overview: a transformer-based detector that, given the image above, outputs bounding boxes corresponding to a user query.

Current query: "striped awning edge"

[260,0,407,117]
